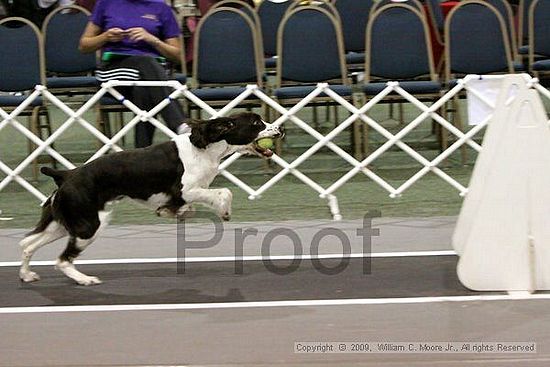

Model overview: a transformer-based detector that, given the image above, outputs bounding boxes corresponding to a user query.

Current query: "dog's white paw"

[217,189,232,221]
[76,276,102,286]
[56,260,103,286]
[19,270,41,283]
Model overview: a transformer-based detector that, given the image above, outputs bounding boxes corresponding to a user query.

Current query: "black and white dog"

[19,112,281,286]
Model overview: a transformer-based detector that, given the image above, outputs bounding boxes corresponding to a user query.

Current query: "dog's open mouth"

[252,141,274,158]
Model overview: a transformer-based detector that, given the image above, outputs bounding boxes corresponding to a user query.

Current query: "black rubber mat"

[0,256,502,307]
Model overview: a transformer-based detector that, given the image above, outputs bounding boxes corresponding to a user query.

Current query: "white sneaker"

[177,123,191,134]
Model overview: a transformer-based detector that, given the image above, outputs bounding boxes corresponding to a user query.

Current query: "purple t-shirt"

[91,0,181,57]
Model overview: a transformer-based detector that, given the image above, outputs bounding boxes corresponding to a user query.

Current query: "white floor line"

[0,293,549,314]
[0,250,456,267]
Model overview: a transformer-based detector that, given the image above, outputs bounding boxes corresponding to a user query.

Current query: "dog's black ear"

[202,117,237,142]
[189,121,210,149]
[188,117,238,148]
[211,118,236,136]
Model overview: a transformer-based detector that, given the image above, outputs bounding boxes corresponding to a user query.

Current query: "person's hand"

[126,27,159,45]
[104,27,126,42]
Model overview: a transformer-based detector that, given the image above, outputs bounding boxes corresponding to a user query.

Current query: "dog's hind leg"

[55,211,111,286]
[19,197,68,282]
[55,237,102,286]
[19,221,67,282]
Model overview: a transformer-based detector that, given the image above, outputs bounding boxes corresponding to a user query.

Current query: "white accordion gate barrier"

[0,74,548,220]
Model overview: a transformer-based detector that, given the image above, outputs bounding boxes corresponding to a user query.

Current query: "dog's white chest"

[174,134,225,190]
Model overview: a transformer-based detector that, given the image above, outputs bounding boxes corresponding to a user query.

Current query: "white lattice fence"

[0,74,548,220]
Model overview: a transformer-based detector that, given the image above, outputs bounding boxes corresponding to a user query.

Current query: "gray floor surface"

[0,216,456,261]
[1,216,549,367]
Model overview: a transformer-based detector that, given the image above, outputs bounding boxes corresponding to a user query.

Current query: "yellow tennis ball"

[256,137,274,149]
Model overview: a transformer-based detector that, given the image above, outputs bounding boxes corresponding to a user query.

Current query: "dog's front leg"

[181,188,232,221]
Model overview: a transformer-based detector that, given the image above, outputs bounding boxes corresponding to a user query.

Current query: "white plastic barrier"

[454,74,550,293]
[0,74,548,220]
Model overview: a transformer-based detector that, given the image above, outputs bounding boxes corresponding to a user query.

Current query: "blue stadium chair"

[256,0,294,69]
[0,17,52,179]
[528,0,550,78]
[444,0,514,162]
[368,0,427,67]
[362,3,442,156]
[209,0,264,69]
[444,0,514,81]
[274,5,359,157]
[333,0,375,71]
[364,3,440,95]
[275,6,350,96]
[483,0,518,63]
[190,7,264,117]
[42,5,98,97]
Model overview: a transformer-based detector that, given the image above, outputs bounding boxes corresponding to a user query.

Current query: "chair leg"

[40,108,56,169]
[262,101,271,124]
[453,97,468,165]
[447,97,468,165]
[360,95,369,159]
[312,106,319,130]
[104,111,112,137]
[353,116,361,161]
[439,101,448,155]
[352,96,363,161]
[362,121,369,160]
[117,112,125,146]
[441,101,455,151]
[273,98,283,157]
[433,116,441,148]
[182,98,190,120]
[97,107,111,138]
[436,56,445,79]
[260,101,275,172]
[29,108,40,181]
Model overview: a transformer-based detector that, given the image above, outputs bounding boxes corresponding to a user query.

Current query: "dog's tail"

[41,167,70,187]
